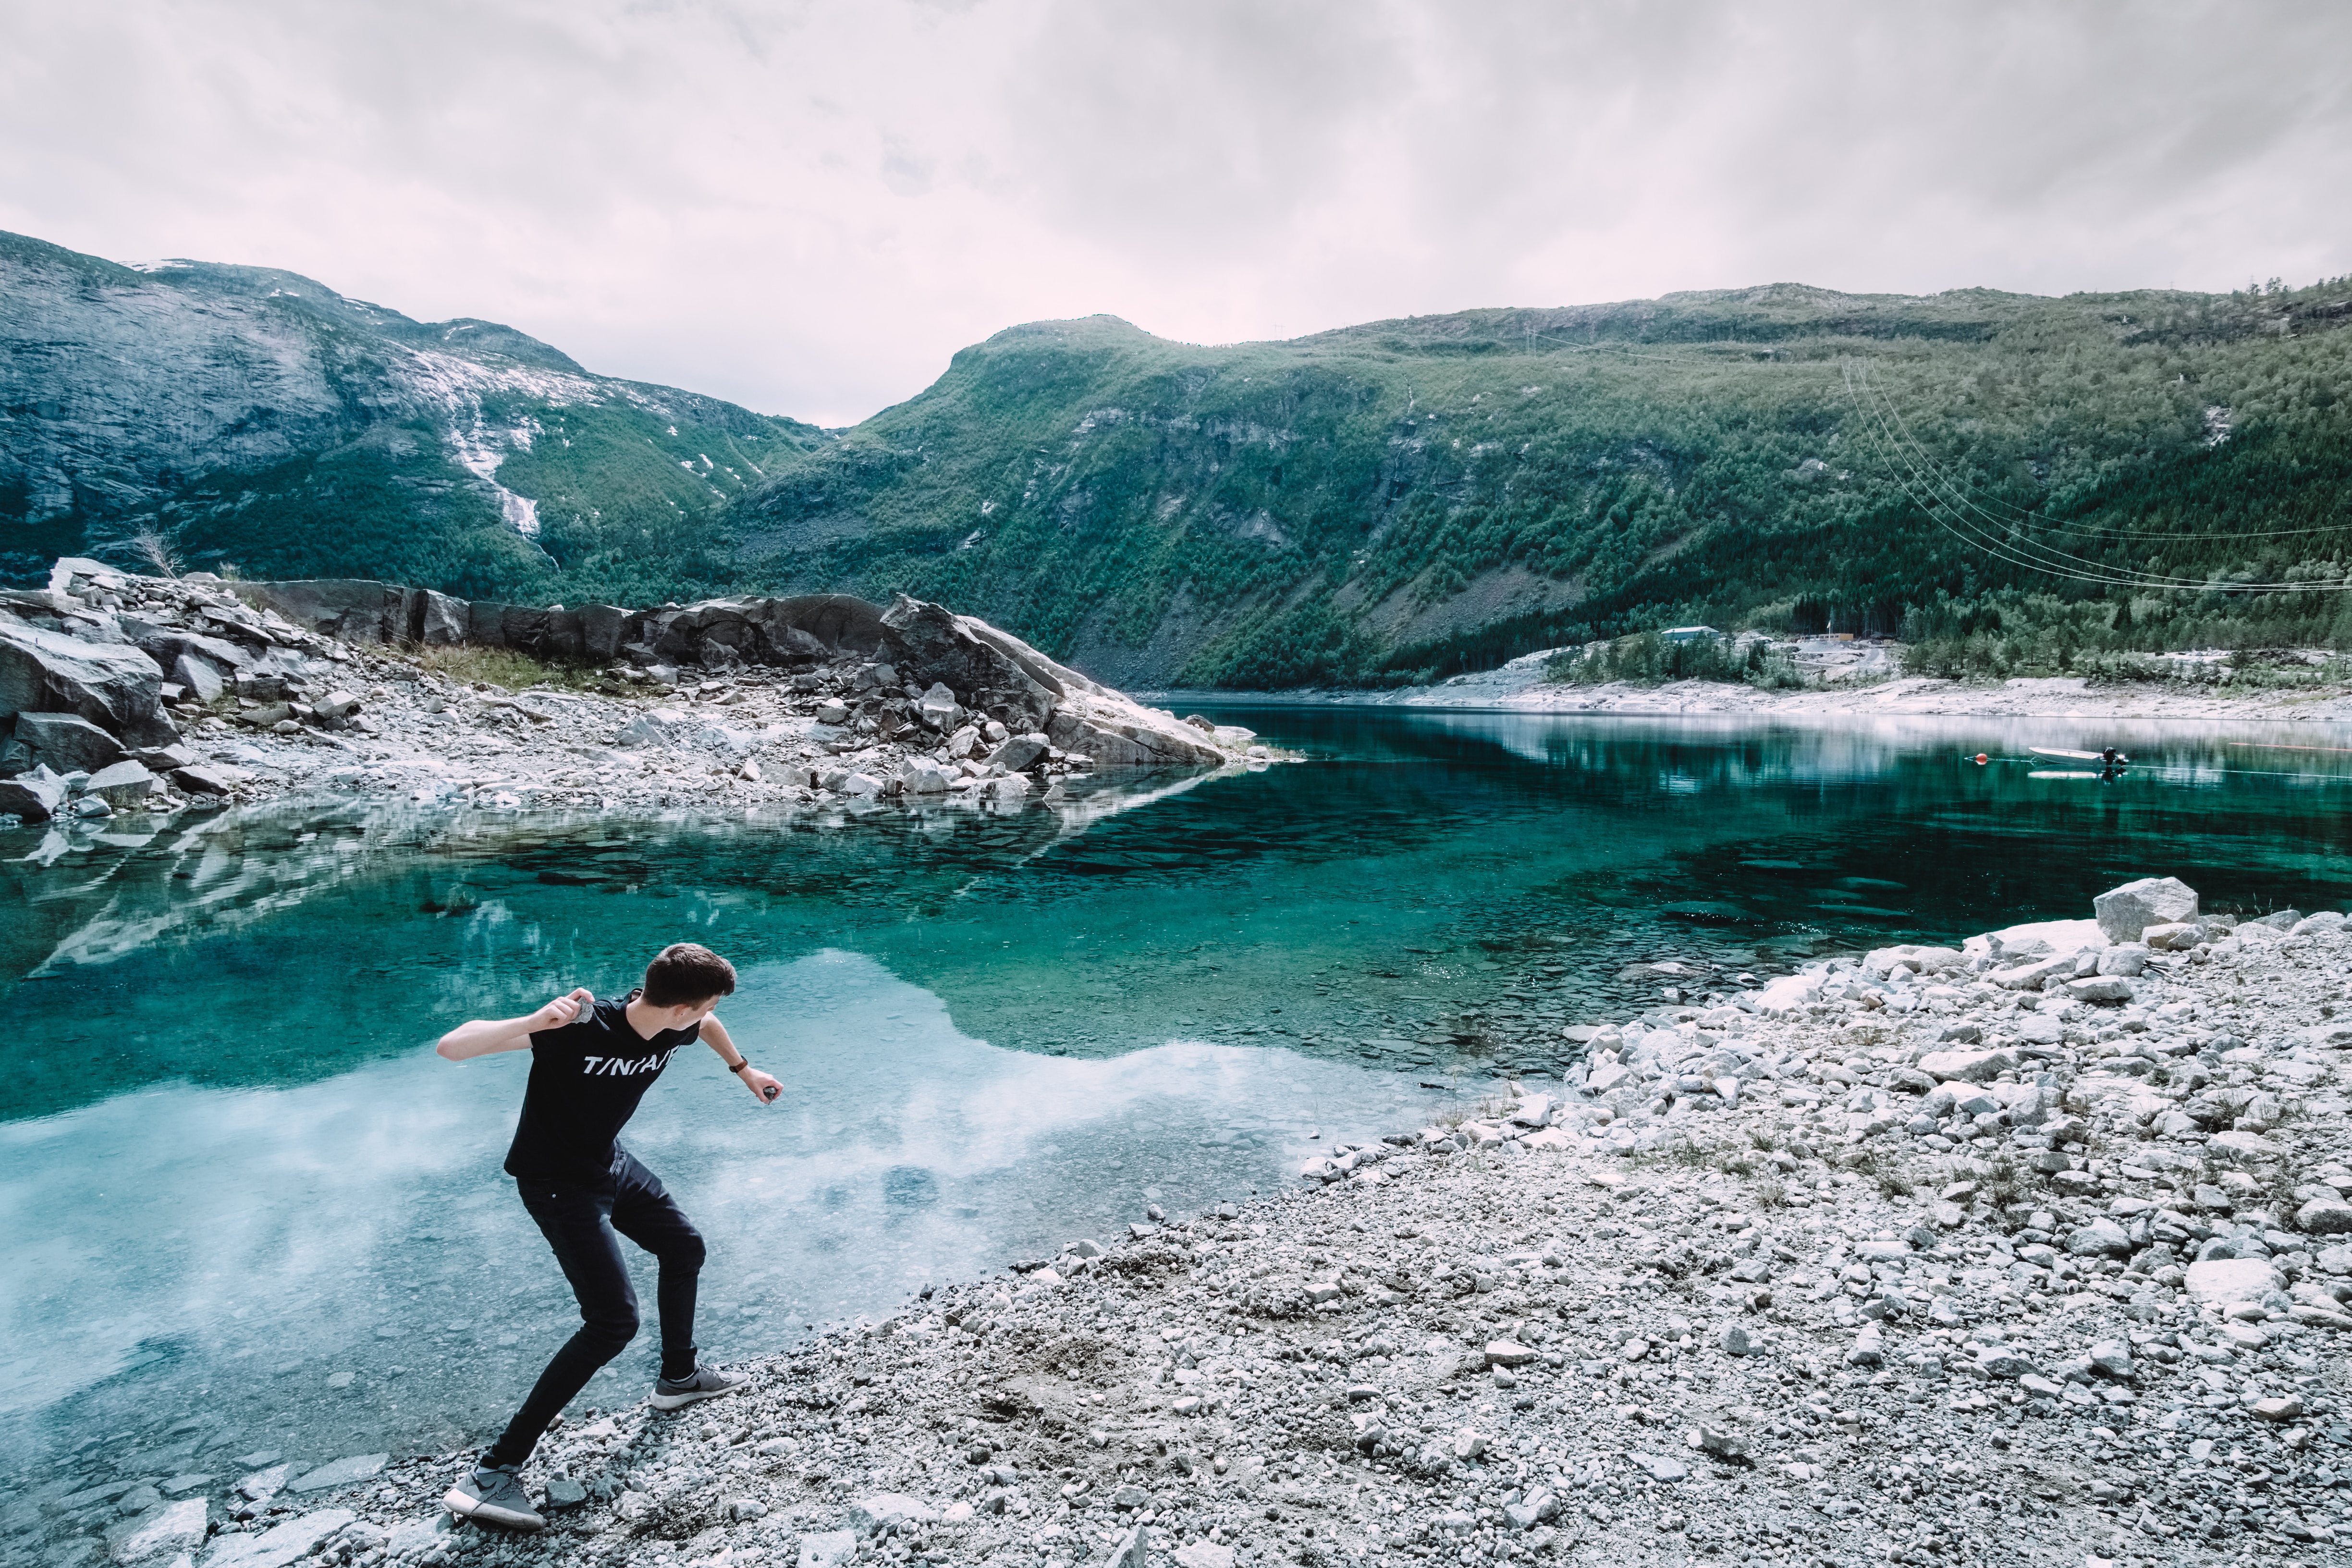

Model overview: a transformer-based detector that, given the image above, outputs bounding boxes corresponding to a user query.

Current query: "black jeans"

[483,1149,705,1469]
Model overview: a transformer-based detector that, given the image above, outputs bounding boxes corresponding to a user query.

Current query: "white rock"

[2094,877,2199,943]
[203,1509,356,1568]
[616,707,688,747]
[2183,1259,2282,1307]
[2066,1218,2132,1258]
[2207,1130,2284,1163]
[1967,918,2105,961]
[1916,1048,2018,1084]
[2299,1200,2352,1235]
[799,1529,858,1568]
[850,1493,938,1535]
[1863,944,1964,977]
[1752,974,1819,1014]
[235,1464,293,1502]
[108,1500,206,1564]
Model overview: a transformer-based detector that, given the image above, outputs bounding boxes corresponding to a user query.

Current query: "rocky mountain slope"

[27,878,2352,1566]
[0,230,826,599]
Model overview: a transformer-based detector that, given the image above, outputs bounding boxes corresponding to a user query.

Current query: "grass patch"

[412,645,605,693]
[1850,1149,1916,1199]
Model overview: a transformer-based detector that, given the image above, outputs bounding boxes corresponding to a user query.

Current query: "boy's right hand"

[533,988,596,1030]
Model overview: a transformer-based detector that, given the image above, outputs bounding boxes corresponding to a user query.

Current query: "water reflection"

[0,951,1442,1470]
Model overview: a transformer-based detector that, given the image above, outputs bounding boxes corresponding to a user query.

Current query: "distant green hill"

[730,284,2352,685]
[8,224,2348,685]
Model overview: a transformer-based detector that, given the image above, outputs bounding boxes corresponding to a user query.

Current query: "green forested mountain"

[730,283,2352,685]
[0,230,829,600]
[8,222,2349,686]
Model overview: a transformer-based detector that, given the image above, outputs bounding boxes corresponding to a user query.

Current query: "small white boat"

[2028,746,2128,765]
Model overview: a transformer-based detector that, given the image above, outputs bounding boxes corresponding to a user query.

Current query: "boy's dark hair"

[642,943,737,1008]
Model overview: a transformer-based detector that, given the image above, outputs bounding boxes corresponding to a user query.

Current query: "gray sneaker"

[443,1464,545,1531]
[650,1362,744,1410]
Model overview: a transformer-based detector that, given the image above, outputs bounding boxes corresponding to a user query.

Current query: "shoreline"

[58,880,2352,1568]
[1149,662,2352,728]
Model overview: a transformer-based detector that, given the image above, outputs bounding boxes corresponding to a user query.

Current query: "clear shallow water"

[5,707,2352,1473]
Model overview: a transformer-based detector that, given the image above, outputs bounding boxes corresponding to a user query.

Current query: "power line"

[1843,362,2352,595]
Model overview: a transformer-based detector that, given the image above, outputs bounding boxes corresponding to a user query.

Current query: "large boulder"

[106,1498,207,1564]
[985,732,1051,772]
[2094,877,2199,943]
[0,620,166,738]
[122,619,256,674]
[466,600,512,646]
[15,711,126,772]
[1046,690,1231,767]
[406,588,459,645]
[172,763,241,796]
[2066,1217,2133,1258]
[1915,1048,2018,1084]
[640,596,856,670]
[234,579,404,643]
[2183,1258,2281,1307]
[203,1507,355,1568]
[895,760,953,795]
[580,603,631,662]
[169,651,225,702]
[85,760,158,808]
[0,772,65,821]
[879,595,1065,732]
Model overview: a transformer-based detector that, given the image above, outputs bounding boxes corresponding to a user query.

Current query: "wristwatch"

[724,1055,751,1074]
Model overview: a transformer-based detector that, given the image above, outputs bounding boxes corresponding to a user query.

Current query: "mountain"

[0,230,829,600]
[729,287,2352,685]
[7,226,2350,685]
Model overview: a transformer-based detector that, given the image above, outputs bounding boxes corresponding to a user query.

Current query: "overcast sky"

[5,0,2348,425]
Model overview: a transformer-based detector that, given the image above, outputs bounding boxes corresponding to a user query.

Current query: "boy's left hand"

[741,1068,783,1104]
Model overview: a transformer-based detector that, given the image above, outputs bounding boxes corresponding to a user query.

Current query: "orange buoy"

[1974,753,1989,765]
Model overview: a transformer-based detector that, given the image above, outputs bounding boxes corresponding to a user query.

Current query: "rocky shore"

[1207,644,2352,724]
[27,876,2352,1568]
[0,562,1265,828]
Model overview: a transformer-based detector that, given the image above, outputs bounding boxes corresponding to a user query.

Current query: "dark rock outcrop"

[233,577,1235,768]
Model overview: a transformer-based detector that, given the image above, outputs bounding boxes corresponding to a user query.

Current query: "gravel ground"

[23,883,2352,1568]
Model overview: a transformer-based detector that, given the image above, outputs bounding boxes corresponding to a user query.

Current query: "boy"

[434,942,782,1531]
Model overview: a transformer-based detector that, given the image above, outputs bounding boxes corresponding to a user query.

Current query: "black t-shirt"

[502,994,703,1185]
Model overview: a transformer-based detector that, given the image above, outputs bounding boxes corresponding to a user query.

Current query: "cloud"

[0,0,2345,425]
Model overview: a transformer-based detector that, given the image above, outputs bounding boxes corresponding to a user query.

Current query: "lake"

[6,706,2351,1476]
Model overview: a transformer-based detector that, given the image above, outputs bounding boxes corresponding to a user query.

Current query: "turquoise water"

[5,708,2351,1478]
